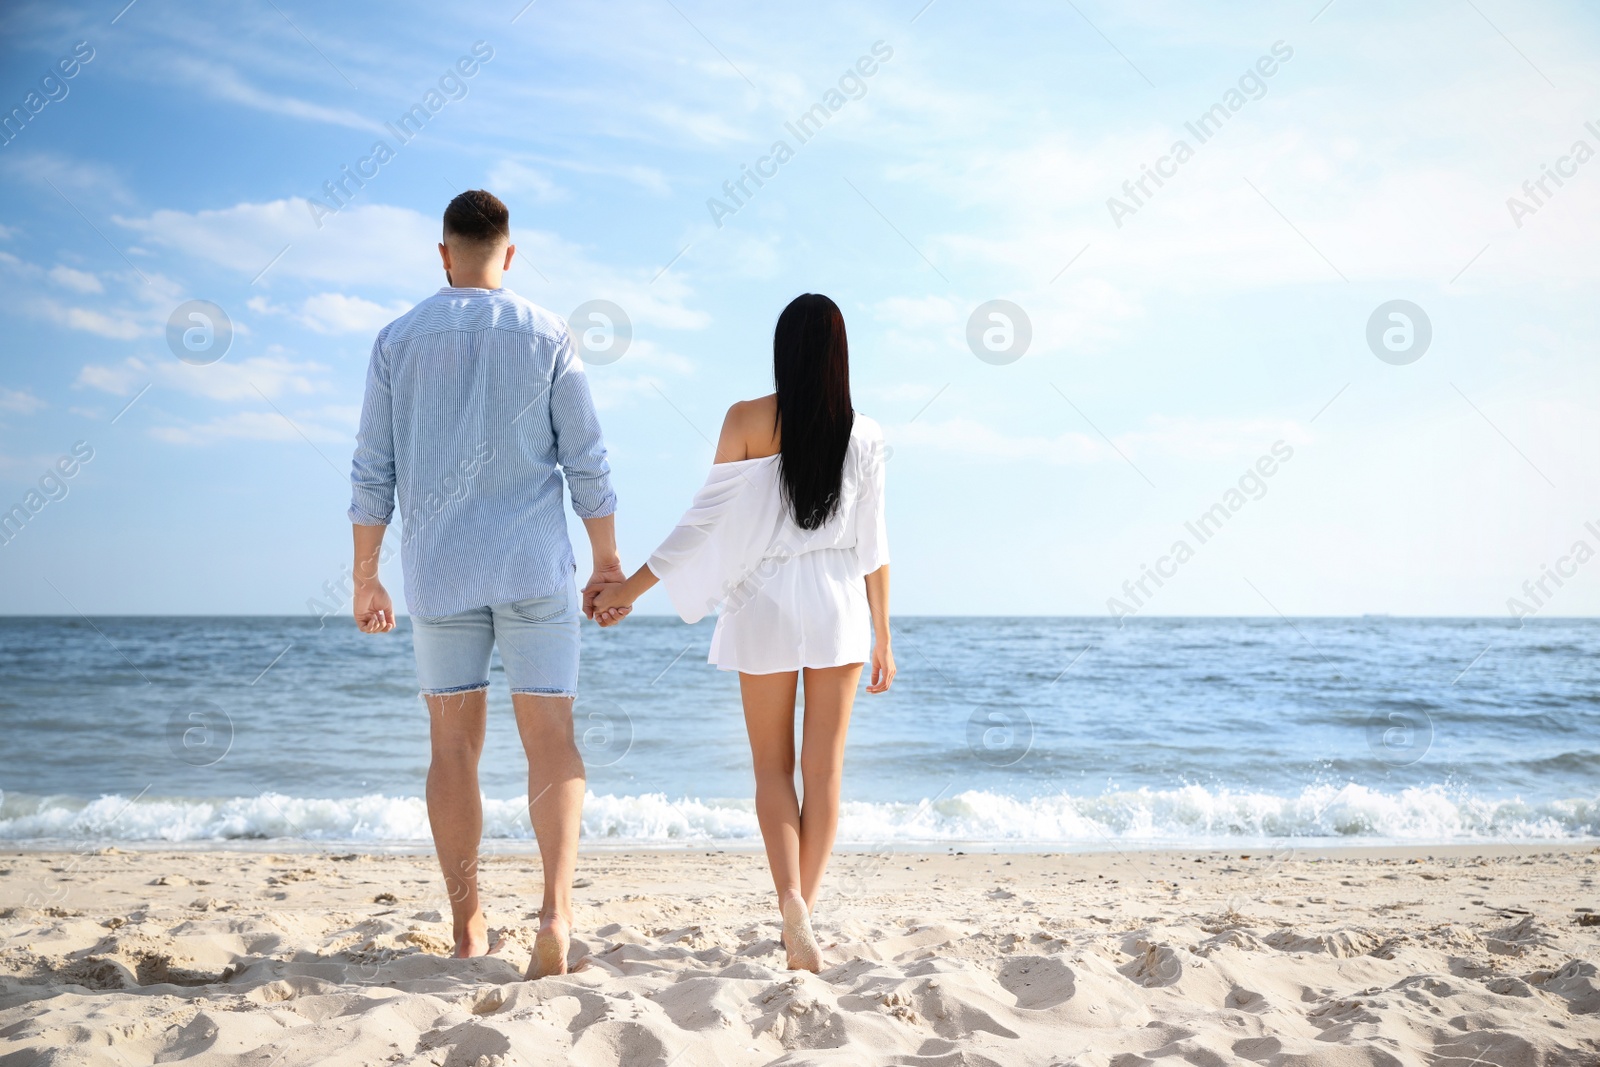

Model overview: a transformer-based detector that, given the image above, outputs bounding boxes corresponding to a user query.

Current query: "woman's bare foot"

[453,912,492,958]
[781,894,821,973]
[526,912,570,979]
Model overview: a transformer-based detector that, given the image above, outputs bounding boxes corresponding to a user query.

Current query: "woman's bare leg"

[741,671,800,898]
[741,670,820,969]
[797,663,862,915]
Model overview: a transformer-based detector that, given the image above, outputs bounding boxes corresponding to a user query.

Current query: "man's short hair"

[442,189,509,246]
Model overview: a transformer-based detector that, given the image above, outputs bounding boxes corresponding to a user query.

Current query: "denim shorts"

[410,578,580,698]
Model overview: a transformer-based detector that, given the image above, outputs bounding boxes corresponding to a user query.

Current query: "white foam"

[0,784,1593,845]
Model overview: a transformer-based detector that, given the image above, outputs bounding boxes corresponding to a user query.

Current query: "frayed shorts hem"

[418,682,490,697]
[511,687,578,698]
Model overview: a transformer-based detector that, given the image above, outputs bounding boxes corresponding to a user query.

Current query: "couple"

[348,190,894,978]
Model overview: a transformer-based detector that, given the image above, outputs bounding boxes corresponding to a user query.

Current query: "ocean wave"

[1,784,1596,846]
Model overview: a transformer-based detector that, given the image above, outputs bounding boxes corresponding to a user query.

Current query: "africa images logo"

[0,441,94,548]
[0,41,95,148]
[706,41,894,228]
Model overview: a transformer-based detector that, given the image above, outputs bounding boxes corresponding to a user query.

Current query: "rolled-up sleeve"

[348,334,396,526]
[549,330,617,519]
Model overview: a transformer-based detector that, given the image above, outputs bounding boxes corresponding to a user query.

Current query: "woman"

[593,293,894,972]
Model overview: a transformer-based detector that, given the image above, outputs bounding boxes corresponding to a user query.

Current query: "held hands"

[581,560,626,618]
[582,562,634,627]
[353,580,395,633]
[586,558,656,628]
[591,582,635,627]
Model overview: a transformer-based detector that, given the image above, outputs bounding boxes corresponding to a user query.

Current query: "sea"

[0,616,1595,851]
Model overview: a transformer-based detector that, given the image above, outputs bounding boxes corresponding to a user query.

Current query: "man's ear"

[502,243,516,271]
[438,242,452,271]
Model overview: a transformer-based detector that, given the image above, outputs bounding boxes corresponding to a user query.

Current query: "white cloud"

[887,413,1314,467]
[32,271,186,341]
[499,156,671,197]
[640,102,747,145]
[0,388,46,414]
[0,152,132,204]
[713,230,782,280]
[48,266,102,294]
[75,358,148,396]
[557,160,671,197]
[853,23,1600,298]
[866,285,1139,366]
[0,451,68,474]
[43,302,148,340]
[583,339,697,409]
[864,381,949,407]
[488,161,566,203]
[891,415,1104,465]
[115,198,712,331]
[1118,415,1313,461]
[149,406,354,446]
[1,254,185,342]
[160,355,330,402]
[295,293,411,335]
[587,374,671,411]
[167,57,385,133]
[613,337,695,376]
[116,199,436,291]
[250,291,417,334]
[254,294,412,335]
[872,295,962,333]
[75,354,331,402]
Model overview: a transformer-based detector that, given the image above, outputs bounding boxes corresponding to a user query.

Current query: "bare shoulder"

[729,394,777,421]
[715,395,779,463]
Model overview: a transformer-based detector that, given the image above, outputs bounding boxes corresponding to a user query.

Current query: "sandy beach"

[0,844,1596,1066]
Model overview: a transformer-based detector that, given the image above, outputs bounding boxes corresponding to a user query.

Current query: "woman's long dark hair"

[773,293,854,530]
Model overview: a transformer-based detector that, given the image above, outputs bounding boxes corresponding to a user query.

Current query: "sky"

[0,0,1596,618]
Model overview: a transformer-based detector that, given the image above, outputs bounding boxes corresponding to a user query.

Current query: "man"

[347,189,624,979]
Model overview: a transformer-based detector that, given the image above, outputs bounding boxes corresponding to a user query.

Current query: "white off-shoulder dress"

[646,414,889,674]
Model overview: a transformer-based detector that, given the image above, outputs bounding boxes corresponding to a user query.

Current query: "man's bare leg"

[514,693,585,978]
[425,689,491,958]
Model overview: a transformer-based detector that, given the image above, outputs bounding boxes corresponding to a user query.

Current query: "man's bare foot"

[526,913,570,979]
[781,894,821,973]
[453,912,492,958]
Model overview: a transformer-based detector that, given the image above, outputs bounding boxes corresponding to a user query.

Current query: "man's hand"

[582,560,626,619]
[354,580,395,633]
[592,582,634,627]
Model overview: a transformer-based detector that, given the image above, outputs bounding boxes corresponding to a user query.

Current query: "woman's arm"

[593,400,775,626]
[864,564,894,693]
[593,562,659,625]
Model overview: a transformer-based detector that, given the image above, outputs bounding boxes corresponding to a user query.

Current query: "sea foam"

[0,783,1594,846]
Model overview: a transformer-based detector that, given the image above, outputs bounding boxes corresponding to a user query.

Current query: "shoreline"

[3,839,1599,859]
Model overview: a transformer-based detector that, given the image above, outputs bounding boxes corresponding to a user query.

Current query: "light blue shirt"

[348,286,616,617]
